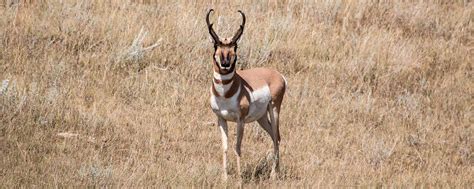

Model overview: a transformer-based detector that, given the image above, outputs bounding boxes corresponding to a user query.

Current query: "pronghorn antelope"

[206,9,287,180]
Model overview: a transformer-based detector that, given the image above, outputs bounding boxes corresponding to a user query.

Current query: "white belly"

[210,85,272,123]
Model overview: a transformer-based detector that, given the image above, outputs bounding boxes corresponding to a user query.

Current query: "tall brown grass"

[0,0,472,187]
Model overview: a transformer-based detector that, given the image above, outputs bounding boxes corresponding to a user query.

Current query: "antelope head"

[206,9,246,73]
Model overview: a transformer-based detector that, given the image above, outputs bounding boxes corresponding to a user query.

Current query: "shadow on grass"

[240,155,299,183]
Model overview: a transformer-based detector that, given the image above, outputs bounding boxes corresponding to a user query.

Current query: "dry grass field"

[1,0,473,187]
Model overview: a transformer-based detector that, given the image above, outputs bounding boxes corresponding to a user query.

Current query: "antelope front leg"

[235,120,245,178]
[218,117,229,181]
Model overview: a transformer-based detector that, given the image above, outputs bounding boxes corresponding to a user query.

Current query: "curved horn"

[231,10,246,45]
[206,9,221,44]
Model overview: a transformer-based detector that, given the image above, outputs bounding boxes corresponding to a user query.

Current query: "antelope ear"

[235,36,243,44]
[209,36,224,44]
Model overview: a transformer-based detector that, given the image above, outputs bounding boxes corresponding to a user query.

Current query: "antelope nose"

[221,61,230,67]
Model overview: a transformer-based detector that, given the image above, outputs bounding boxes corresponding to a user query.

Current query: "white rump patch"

[281,74,288,90]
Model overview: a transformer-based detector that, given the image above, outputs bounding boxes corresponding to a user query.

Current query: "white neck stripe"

[214,71,234,80]
[213,80,234,96]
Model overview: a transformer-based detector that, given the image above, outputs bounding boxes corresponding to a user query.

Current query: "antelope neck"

[212,70,241,98]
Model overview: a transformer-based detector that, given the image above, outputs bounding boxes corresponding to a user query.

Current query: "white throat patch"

[214,71,234,80]
[213,81,234,96]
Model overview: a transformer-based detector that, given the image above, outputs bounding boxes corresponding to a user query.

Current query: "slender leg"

[257,116,277,143]
[235,120,245,178]
[268,103,280,180]
[218,117,229,181]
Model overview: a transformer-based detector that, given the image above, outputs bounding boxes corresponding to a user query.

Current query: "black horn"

[231,10,246,45]
[206,9,221,45]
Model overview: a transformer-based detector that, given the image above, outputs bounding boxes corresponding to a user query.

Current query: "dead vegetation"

[0,0,472,187]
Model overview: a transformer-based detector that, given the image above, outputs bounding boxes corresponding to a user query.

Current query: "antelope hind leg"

[268,103,280,179]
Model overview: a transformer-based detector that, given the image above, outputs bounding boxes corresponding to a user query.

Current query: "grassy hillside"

[0,0,472,187]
